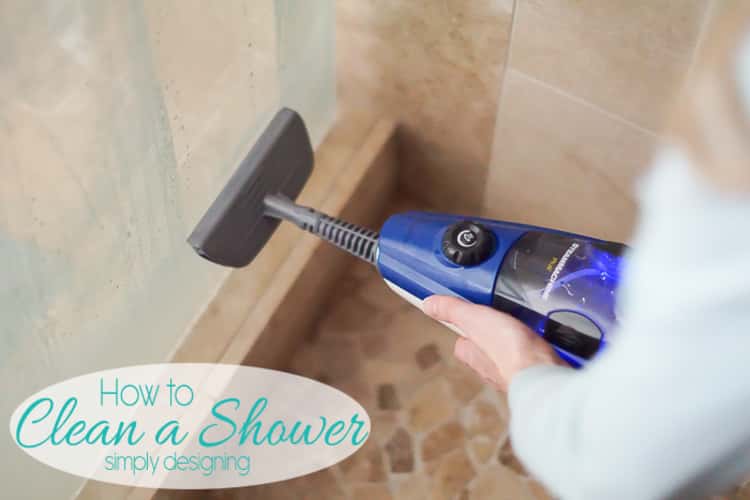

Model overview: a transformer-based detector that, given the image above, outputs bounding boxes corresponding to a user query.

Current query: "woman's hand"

[422,295,567,392]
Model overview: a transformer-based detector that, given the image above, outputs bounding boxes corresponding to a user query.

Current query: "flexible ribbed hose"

[308,215,379,264]
[263,194,379,265]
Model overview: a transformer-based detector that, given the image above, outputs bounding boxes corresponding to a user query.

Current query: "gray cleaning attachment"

[188,108,379,267]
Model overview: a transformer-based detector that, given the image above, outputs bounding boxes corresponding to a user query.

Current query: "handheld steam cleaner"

[188,109,626,367]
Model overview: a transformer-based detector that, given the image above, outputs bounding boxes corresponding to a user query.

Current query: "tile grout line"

[685,0,717,83]
[494,0,519,118]
[510,69,660,140]
[482,0,521,212]
[505,0,519,74]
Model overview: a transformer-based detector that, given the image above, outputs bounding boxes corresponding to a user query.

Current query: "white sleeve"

[508,148,750,500]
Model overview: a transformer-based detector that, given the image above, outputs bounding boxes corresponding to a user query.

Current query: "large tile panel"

[511,0,709,131]
[143,0,279,226]
[484,70,656,242]
[337,0,513,211]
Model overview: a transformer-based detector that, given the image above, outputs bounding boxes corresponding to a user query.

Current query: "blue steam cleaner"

[188,109,625,367]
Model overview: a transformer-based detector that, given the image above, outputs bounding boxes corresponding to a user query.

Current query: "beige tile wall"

[484,0,713,242]
[337,0,714,237]
[144,0,280,227]
[510,0,708,131]
[485,70,652,241]
[337,0,514,212]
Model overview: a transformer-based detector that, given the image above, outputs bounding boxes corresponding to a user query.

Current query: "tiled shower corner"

[250,249,750,500]
[239,197,552,500]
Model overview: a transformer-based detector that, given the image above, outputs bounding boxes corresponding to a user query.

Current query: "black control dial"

[442,221,494,266]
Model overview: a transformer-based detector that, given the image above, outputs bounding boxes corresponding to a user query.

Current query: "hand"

[422,295,566,392]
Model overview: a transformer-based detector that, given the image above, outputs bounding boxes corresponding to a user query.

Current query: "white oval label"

[9,364,370,489]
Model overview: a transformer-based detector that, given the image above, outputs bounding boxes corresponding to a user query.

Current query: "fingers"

[423,295,531,352]
[426,295,566,391]
[454,338,503,391]
[423,295,489,329]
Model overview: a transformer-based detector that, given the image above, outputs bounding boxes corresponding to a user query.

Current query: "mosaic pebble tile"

[377,383,401,410]
[415,343,442,370]
[385,427,415,473]
[421,421,466,463]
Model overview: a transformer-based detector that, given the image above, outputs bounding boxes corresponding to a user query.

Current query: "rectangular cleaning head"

[187,108,313,267]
